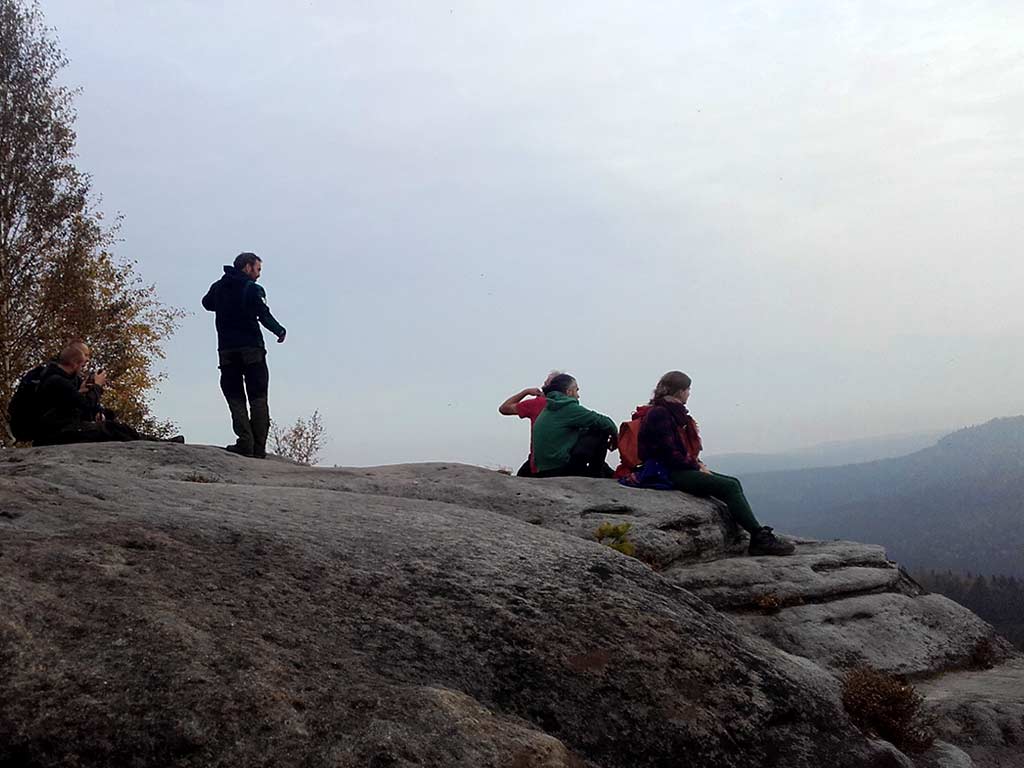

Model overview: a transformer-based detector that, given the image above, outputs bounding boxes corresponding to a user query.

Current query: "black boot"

[748,526,795,556]
[226,398,254,456]
[249,397,270,459]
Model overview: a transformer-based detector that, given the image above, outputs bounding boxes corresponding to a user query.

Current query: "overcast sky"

[41,0,1024,467]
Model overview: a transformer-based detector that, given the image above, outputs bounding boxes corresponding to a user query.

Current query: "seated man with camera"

[32,342,181,445]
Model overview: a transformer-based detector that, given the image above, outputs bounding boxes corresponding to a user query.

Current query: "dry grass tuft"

[841,666,934,753]
[753,593,783,614]
[970,636,998,670]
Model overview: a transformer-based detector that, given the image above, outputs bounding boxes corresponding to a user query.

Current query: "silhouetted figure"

[202,252,286,459]
[33,342,178,445]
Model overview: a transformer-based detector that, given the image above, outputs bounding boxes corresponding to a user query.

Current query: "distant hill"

[705,430,947,475]
[741,417,1024,577]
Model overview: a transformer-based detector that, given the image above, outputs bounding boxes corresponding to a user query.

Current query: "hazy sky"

[41,0,1024,467]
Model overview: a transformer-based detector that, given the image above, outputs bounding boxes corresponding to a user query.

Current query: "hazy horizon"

[40,1,1024,467]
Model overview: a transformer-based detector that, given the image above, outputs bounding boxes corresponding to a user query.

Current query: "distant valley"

[705,429,947,475]
[737,416,1024,577]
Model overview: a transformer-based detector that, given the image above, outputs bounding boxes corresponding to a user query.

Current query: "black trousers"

[218,346,270,454]
[535,430,613,479]
[35,420,145,445]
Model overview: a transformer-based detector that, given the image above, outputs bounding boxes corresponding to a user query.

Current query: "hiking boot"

[748,526,795,556]
[227,398,254,453]
[250,397,270,460]
[224,443,254,458]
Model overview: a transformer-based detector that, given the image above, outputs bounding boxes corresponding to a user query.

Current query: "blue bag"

[618,459,674,490]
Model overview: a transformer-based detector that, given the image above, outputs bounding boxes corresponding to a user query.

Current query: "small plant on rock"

[841,666,934,753]
[270,410,326,465]
[970,637,998,670]
[753,593,783,614]
[595,522,636,557]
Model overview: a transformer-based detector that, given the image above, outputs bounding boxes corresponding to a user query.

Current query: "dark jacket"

[532,391,617,472]
[202,266,286,351]
[637,399,703,472]
[35,363,104,438]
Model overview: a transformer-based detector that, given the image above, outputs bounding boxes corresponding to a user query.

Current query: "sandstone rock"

[0,444,888,768]
[1,444,1021,768]
[732,592,1007,677]
[244,461,751,567]
[328,466,1012,679]
[916,741,975,768]
[918,657,1024,768]
[665,540,905,608]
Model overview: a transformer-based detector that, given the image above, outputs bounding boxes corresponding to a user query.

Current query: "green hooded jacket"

[532,391,617,472]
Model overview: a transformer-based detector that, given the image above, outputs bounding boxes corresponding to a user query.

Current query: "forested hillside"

[740,417,1024,576]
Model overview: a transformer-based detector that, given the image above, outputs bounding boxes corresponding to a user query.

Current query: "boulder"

[1,444,892,768]
[917,657,1024,768]
[665,540,906,608]
[1,444,1021,767]
[732,592,1005,677]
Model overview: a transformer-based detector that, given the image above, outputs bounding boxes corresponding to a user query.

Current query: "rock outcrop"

[0,444,1020,767]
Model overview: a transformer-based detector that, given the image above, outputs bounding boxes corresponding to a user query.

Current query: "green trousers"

[669,469,762,534]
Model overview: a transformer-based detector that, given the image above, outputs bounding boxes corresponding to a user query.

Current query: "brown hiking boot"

[748,526,795,556]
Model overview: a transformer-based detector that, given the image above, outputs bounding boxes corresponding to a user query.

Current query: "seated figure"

[32,342,182,446]
[532,374,617,478]
[497,370,562,477]
[637,370,794,556]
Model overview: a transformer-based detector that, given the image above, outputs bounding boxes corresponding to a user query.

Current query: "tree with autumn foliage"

[0,0,182,443]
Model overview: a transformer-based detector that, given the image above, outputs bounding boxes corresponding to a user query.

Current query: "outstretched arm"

[252,284,287,340]
[498,388,544,415]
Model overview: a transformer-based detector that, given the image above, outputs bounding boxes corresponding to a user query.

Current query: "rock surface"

[0,444,1021,767]
[917,657,1024,768]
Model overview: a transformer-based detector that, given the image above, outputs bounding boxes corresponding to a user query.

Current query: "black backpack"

[8,364,49,442]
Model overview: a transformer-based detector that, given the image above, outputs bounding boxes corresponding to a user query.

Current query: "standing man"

[202,252,287,458]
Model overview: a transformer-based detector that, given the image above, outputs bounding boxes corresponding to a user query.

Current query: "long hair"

[651,370,691,403]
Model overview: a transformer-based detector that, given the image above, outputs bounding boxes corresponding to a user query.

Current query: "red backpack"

[613,405,651,478]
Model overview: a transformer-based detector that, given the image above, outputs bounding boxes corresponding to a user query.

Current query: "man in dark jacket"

[33,342,157,445]
[202,252,287,458]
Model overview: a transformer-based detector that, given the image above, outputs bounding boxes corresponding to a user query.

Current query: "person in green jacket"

[532,374,618,478]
